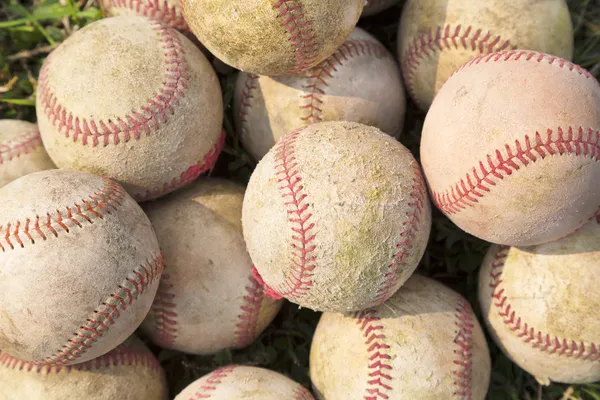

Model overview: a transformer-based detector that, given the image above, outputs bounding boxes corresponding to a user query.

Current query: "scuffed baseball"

[0,120,54,187]
[243,121,431,312]
[479,217,600,385]
[181,0,365,76]
[421,51,600,246]
[101,0,188,31]
[0,335,168,400]
[398,0,573,109]
[234,27,406,161]
[310,274,491,399]
[140,178,282,354]
[0,169,163,364]
[36,16,223,201]
[175,365,314,400]
[362,0,400,17]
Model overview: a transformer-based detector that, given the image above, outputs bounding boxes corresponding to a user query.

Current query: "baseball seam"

[293,385,315,400]
[355,309,393,400]
[273,0,319,74]
[189,365,236,399]
[237,73,259,146]
[301,39,389,124]
[401,24,512,107]
[0,345,161,373]
[150,272,178,348]
[489,245,600,360]
[0,131,44,164]
[374,162,427,304]
[233,274,265,348]
[105,0,188,30]
[453,298,474,399]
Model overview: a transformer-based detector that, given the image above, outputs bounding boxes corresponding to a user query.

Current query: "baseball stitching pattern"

[234,274,265,348]
[301,39,389,124]
[293,385,315,400]
[38,20,188,147]
[273,0,319,74]
[104,0,188,30]
[0,131,44,164]
[488,245,600,360]
[453,298,475,399]
[189,365,236,399]
[355,309,393,400]
[402,24,512,107]
[374,162,427,305]
[150,272,178,348]
[237,73,259,144]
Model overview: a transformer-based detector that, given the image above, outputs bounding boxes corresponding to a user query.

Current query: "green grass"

[1,0,599,399]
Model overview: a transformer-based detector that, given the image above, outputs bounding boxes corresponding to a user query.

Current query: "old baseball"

[310,274,491,399]
[0,335,168,400]
[479,217,600,385]
[234,27,406,161]
[175,365,314,400]
[140,178,282,354]
[398,0,573,109]
[362,0,400,17]
[420,51,600,246]
[0,119,54,188]
[0,169,163,364]
[101,0,188,31]
[181,0,365,76]
[36,16,224,201]
[243,121,431,312]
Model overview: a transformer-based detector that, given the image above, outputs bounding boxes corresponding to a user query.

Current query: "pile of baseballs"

[0,0,597,398]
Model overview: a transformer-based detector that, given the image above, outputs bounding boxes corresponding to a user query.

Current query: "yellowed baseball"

[0,169,163,365]
[102,0,187,30]
[0,120,54,188]
[181,0,365,76]
[362,0,400,17]
[398,0,573,109]
[421,51,600,246]
[234,27,406,161]
[310,274,491,400]
[242,121,431,312]
[175,365,314,400]
[0,335,168,400]
[36,16,224,201]
[479,218,600,385]
[140,178,282,354]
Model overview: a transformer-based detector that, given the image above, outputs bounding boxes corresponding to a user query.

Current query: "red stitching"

[189,365,236,399]
[293,385,315,400]
[0,130,44,164]
[104,0,188,30]
[273,0,319,74]
[0,341,161,373]
[301,39,389,123]
[233,273,265,348]
[374,163,427,304]
[432,126,600,215]
[150,272,178,348]
[354,309,392,400]
[134,130,225,201]
[237,74,259,142]
[489,246,600,361]
[401,24,512,107]
[453,298,474,399]
[38,20,188,147]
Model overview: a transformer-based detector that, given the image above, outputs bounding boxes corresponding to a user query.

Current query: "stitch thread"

[354,309,393,400]
[150,272,178,348]
[190,365,236,399]
[453,298,474,399]
[104,0,188,30]
[0,131,44,164]
[234,274,265,348]
[489,246,600,361]
[237,74,259,143]
[38,20,188,147]
[301,39,388,124]
[293,385,315,400]
[273,0,319,74]
[374,163,426,304]
[402,24,512,107]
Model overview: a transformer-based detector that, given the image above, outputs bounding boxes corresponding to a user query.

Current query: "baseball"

[398,0,573,109]
[101,0,188,31]
[310,274,491,399]
[174,365,314,400]
[0,119,54,187]
[479,217,600,385]
[140,178,282,354]
[0,335,168,400]
[243,121,431,312]
[362,0,400,17]
[0,169,163,364]
[181,0,365,76]
[36,16,224,201]
[420,51,600,246]
[234,27,406,161]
